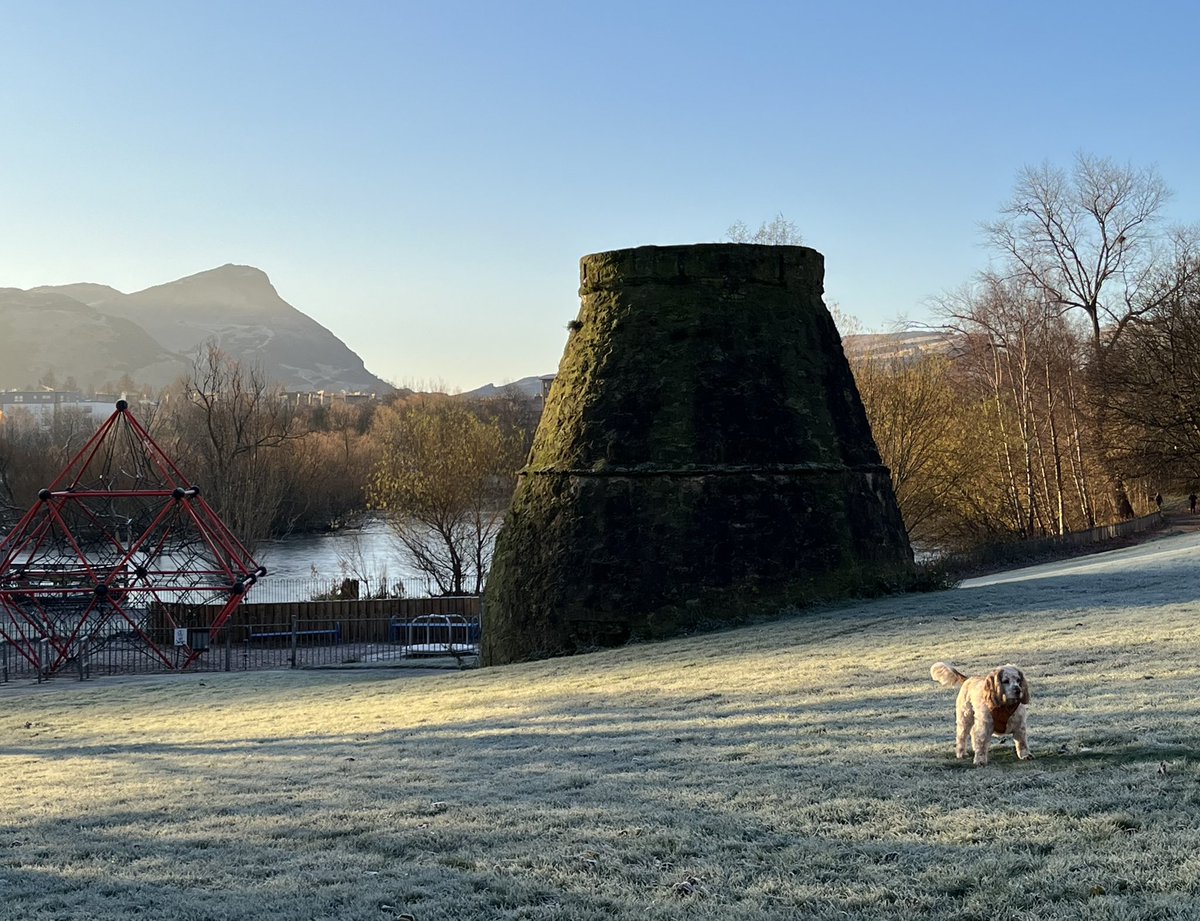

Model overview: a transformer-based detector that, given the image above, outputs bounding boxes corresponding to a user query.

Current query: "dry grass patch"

[4,547,1200,919]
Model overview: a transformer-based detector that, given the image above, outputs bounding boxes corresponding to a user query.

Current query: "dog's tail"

[930,662,968,688]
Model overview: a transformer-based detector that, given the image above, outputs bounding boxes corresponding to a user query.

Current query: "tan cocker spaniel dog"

[930,662,1032,766]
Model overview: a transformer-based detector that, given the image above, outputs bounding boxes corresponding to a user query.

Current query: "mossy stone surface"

[484,244,912,665]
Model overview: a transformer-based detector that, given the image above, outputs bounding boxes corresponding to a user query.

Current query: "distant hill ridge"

[1,268,929,397]
[459,375,552,401]
[0,264,393,393]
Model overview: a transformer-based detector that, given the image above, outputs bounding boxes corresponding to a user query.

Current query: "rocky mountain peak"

[125,263,287,314]
[2,265,393,394]
[174,263,273,289]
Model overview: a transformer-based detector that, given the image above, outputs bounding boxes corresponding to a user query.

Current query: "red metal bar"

[0,401,265,677]
[46,407,123,491]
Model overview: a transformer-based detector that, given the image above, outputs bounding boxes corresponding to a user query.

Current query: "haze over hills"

[1,264,927,399]
[840,330,954,360]
[1,265,394,393]
[0,287,182,390]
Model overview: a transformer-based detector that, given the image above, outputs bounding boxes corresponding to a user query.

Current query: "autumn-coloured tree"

[938,274,1112,538]
[368,396,527,595]
[849,346,965,548]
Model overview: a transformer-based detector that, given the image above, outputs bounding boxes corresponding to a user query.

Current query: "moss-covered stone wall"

[483,244,912,665]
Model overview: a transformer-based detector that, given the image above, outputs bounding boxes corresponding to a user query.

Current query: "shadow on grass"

[1034,744,1199,769]
[9,670,1200,921]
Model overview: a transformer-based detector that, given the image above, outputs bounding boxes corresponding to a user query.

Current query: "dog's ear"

[1019,670,1031,704]
[984,670,1004,708]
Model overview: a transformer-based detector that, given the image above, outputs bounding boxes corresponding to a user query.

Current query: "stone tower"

[483,244,912,665]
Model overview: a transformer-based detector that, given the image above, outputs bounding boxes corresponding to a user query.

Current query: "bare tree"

[983,154,1200,518]
[938,274,1106,538]
[278,401,379,533]
[160,343,304,549]
[1100,252,1200,486]
[725,213,803,245]
[0,412,43,524]
[983,153,1179,354]
[0,407,99,521]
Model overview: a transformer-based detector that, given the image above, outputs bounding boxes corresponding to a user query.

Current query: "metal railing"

[1,608,482,683]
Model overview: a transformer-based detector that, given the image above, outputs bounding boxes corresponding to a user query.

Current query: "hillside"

[842,329,956,360]
[5,265,393,393]
[0,287,182,389]
[459,374,552,400]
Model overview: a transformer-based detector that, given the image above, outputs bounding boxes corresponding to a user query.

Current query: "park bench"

[247,623,342,644]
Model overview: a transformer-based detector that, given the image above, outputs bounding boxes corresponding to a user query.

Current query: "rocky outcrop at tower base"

[483,244,913,666]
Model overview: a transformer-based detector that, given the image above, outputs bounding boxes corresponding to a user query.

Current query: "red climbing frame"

[0,400,265,676]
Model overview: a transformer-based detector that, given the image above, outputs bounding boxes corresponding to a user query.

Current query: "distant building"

[0,391,120,426]
[279,390,381,408]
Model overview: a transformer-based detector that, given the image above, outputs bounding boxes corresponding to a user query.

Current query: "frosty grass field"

[5,530,1200,920]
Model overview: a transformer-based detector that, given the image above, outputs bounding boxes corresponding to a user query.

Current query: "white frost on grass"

[963,527,1200,596]
[4,529,1200,919]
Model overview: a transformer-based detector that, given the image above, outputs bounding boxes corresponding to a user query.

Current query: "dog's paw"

[1018,751,1034,760]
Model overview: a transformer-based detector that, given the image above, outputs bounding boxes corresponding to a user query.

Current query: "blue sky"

[3,1,1198,391]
